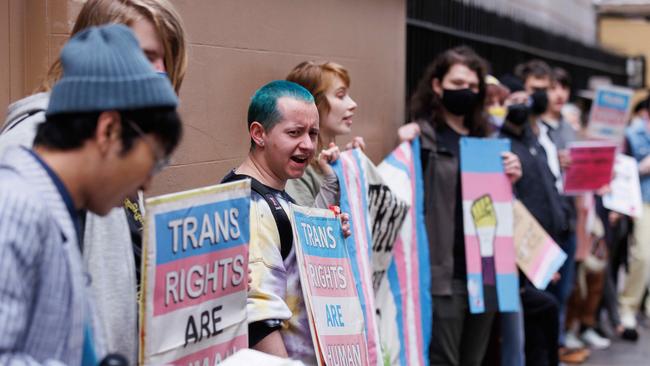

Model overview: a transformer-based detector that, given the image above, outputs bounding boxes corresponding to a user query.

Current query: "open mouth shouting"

[290,154,310,166]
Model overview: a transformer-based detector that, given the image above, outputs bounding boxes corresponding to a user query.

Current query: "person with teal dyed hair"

[222,80,349,364]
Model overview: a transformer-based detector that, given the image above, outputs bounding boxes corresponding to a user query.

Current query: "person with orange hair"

[285,61,419,206]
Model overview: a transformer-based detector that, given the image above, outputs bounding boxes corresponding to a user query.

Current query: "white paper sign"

[603,154,643,218]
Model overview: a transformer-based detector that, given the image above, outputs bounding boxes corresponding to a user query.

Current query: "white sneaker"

[621,312,637,329]
[581,328,611,349]
[565,331,585,349]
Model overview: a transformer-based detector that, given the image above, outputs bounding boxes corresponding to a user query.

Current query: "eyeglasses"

[126,119,169,175]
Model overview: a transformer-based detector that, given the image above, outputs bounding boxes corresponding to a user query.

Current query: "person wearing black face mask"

[441,87,480,116]
[498,78,569,366]
[410,46,522,366]
[516,60,580,363]
[530,88,549,116]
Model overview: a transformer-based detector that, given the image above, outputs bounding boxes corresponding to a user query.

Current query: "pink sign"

[563,141,617,194]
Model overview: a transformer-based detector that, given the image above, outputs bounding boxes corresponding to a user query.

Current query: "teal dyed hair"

[247,80,315,135]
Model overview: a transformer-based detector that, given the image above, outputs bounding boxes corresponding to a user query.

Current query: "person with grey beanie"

[0,23,182,365]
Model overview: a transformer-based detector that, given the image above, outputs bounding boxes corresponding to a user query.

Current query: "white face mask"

[490,115,505,128]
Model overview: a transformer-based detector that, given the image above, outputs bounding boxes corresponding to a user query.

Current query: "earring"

[259,141,265,147]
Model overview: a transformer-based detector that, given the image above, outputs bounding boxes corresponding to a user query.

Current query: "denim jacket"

[626,122,650,203]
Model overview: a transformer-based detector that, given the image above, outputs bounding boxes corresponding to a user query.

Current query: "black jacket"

[500,123,569,242]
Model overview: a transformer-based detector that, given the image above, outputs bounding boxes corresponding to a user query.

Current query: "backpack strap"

[222,172,293,260]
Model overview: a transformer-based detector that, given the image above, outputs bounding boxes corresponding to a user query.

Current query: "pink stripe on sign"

[171,334,247,365]
[527,238,556,279]
[399,144,427,364]
[464,236,516,273]
[462,172,512,202]
[394,145,418,361]
[341,151,380,365]
[303,255,357,297]
[534,240,562,281]
[393,235,412,361]
[465,234,483,273]
[154,245,248,316]
[494,237,517,274]
[320,333,369,366]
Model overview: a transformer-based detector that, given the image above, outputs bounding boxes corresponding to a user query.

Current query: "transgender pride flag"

[377,139,432,366]
[460,137,519,314]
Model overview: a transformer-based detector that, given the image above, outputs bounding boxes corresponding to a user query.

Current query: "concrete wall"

[0,0,407,196]
[0,0,83,118]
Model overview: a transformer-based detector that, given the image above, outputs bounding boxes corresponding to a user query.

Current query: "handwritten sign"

[587,86,633,145]
[513,201,567,289]
[140,181,250,365]
[460,137,519,313]
[291,204,369,366]
[563,141,617,194]
[604,154,643,218]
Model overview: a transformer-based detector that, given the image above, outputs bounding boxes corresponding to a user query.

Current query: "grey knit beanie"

[46,23,178,117]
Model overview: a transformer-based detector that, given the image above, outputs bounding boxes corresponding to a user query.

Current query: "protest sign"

[460,137,519,313]
[140,180,250,365]
[513,201,567,289]
[563,141,617,194]
[375,139,432,366]
[332,148,396,366]
[604,154,644,218]
[291,204,369,366]
[219,349,304,366]
[587,85,633,144]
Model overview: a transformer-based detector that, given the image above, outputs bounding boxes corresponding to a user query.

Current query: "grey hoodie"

[1,93,138,366]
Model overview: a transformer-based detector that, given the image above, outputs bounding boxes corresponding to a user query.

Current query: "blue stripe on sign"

[596,89,630,111]
[331,155,371,343]
[496,273,520,312]
[384,153,409,172]
[154,197,249,264]
[467,273,486,314]
[293,210,345,259]
[412,137,433,358]
[540,252,568,290]
[460,137,510,173]
[352,149,374,259]
[387,260,407,366]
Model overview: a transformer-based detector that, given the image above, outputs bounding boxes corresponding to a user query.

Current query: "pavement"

[583,325,650,366]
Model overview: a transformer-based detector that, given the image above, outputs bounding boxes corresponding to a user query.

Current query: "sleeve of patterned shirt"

[0,184,66,365]
[246,196,294,324]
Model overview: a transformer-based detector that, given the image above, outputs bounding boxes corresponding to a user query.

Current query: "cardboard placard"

[140,181,250,365]
[513,201,567,289]
[460,137,519,313]
[291,205,369,366]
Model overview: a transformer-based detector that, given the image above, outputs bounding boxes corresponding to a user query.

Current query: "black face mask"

[530,89,548,115]
[441,88,479,116]
[506,103,530,126]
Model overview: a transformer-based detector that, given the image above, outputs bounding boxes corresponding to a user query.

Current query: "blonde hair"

[286,61,351,153]
[38,0,187,94]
